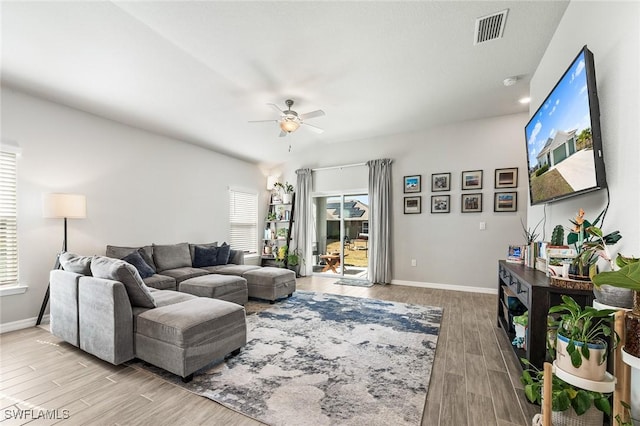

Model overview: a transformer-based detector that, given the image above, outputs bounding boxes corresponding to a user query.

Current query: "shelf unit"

[261,193,295,267]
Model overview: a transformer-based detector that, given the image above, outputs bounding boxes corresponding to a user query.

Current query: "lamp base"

[36,254,62,326]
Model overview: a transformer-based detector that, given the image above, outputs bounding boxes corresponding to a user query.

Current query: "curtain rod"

[311,162,366,172]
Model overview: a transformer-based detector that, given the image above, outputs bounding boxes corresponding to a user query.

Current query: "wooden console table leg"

[542,362,552,426]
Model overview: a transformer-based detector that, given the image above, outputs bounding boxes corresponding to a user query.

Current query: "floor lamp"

[37,193,86,326]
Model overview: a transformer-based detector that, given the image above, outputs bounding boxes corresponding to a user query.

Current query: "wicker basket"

[549,276,593,291]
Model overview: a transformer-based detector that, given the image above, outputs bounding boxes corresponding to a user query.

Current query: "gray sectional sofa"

[49,241,296,382]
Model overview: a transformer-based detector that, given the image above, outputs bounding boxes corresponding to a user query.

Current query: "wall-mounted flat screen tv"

[524,45,607,205]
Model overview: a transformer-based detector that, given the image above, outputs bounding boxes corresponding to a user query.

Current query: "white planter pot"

[282,193,292,204]
[556,334,607,381]
[552,405,604,426]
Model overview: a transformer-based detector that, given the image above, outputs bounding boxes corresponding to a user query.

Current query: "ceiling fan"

[249,99,325,137]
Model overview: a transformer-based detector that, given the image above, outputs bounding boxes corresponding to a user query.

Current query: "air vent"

[474,9,508,45]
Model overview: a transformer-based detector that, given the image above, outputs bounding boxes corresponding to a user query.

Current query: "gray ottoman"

[179,274,248,305]
[135,298,246,382]
[243,267,296,303]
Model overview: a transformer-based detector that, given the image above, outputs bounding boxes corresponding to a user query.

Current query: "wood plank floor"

[0,276,540,425]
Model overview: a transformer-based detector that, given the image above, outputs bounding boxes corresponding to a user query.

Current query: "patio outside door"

[312,193,369,279]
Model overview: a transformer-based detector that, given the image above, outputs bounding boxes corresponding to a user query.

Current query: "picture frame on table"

[404,196,422,214]
[431,172,451,192]
[461,193,482,213]
[461,170,483,190]
[430,195,450,214]
[494,192,517,212]
[495,167,518,188]
[403,175,421,193]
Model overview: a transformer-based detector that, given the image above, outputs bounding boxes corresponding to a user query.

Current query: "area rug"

[130,291,442,426]
[333,277,374,287]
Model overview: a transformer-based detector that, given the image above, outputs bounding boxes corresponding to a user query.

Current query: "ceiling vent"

[474,9,508,45]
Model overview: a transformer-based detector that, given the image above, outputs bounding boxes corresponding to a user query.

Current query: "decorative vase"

[555,334,607,381]
[593,284,634,308]
[625,291,640,358]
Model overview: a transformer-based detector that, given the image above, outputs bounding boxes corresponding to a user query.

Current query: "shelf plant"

[548,295,618,380]
[520,358,611,417]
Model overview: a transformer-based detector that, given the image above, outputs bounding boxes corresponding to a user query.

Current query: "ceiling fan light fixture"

[280,119,300,133]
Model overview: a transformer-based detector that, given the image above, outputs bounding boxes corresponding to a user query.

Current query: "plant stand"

[539,311,628,425]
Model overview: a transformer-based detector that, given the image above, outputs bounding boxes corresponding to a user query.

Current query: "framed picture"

[404,196,421,214]
[494,192,517,212]
[403,175,421,193]
[430,195,450,213]
[462,170,483,190]
[495,167,518,188]
[461,193,482,213]
[431,172,451,192]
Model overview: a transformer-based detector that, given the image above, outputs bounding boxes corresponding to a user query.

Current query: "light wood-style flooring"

[0,276,540,425]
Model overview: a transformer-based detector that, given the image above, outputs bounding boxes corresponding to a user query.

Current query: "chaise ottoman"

[135,298,246,382]
[179,274,248,305]
[243,267,296,303]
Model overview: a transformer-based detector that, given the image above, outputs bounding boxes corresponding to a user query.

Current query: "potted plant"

[274,181,294,204]
[567,208,621,279]
[548,295,618,381]
[592,255,640,358]
[286,248,305,277]
[520,358,611,425]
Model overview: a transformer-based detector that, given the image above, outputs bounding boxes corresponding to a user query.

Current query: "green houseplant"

[286,248,305,277]
[548,295,618,380]
[274,181,294,204]
[520,358,611,419]
[592,255,640,358]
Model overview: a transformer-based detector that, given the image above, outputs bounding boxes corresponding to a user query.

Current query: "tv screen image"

[524,46,607,205]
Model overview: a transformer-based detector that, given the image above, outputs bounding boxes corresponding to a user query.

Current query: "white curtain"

[367,159,392,284]
[293,168,312,276]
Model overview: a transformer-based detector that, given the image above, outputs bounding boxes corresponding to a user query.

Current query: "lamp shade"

[43,193,86,219]
[280,120,300,133]
[266,176,279,190]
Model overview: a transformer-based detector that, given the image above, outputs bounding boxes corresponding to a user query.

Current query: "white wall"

[280,113,529,292]
[527,1,640,257]
[0,87,267,327]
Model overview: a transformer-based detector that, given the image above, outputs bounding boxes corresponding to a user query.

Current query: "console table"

[497,260,595,369]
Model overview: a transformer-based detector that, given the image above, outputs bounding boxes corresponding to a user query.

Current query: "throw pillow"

[122,250,155,279]
[90,256,156,308]
[189,242,218,262]
[152,243,192,271]
[59,252,92,275]
[193,245,219,268]
[217,242,231,265]
[229,249,240,265]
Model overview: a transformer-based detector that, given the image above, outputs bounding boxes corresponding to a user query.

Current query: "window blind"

[229,189,258,253]
[0,151,18,286]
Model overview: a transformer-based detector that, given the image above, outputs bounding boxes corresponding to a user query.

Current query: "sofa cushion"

[158,267,209,284]
[143,274,177,291]
[122,250,155,279]
[189,242,218,262]
[193,245,219,268]
[59,252,92,275]
[90,256,156,308]
[153,243,192,272]
[106,245,156,272]
[136,298,245,347]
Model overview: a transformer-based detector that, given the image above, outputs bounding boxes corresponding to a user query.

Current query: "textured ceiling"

[1,1,569,167]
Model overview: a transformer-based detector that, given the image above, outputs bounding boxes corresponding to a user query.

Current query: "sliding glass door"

[312,193,369,279]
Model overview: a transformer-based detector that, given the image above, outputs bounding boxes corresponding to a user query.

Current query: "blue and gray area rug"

[134,291,443,426]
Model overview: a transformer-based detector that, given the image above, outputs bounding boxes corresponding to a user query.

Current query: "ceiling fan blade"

[267,103,284,114]
[299,109,325,120]
[248,119,279,123]
[279,130,287,137]
[302,122,324,134]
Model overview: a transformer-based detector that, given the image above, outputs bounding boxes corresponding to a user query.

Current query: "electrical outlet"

[411,259,417,267]
[479,221,486,231]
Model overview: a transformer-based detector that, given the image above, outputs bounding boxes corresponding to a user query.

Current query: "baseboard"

[390,279,498,295]
[0,315,50,334]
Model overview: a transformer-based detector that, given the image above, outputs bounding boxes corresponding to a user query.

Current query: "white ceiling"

[1,1,569,167]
